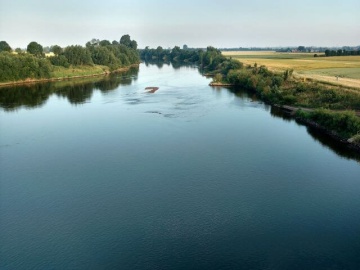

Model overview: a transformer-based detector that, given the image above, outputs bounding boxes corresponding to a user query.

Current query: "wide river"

[1,63,360,270]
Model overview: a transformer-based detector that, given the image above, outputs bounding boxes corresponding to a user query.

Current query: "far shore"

[209,82,235,86]
[0,64,139,88]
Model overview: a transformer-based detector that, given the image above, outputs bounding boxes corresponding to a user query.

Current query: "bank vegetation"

[0,36,139,85]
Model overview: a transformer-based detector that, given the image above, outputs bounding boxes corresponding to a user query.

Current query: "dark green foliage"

[83,37,139,69]
[105,44,139,67]
[0,37,140,83]
[27,41,43,57]
[140,46,202,63]
[120,35,137,50]
[0,52,51,81]
[63,45,93,66]
[50,45,62,55]
[325,49,360,56]
[99,40,111,46]
[89,46,121,70]
[296,109,360,138]
[49,55,70,68]
[219,59,243,75]
[0,41,12,52]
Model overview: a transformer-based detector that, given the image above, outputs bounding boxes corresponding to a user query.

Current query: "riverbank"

[0,64,139,88]
[209,82,235,86]
[273,105,360,152]
[296,117,360,152]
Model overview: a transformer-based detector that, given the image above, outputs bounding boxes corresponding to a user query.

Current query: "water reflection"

[143,60,198,71]
[0,67,139,111]
[226,86,360,162]
[305,126,360,162]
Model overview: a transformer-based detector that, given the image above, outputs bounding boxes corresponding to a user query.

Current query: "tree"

[63,45,93,65]
[99,40,111,46]
[120,34,131,47]
[86,38,100,48]
[156,46,163,59]
[27,41,43,57]
[297,46,305,52]
[15,48,23,54]
[130,40,138,50]
[120,35,137,50]
[50,45,62,55]
[0,41,11,52]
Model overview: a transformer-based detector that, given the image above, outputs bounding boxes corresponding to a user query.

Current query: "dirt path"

[294,73,360,90]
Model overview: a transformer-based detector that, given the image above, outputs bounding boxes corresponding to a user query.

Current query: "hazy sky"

[1,0,359,49]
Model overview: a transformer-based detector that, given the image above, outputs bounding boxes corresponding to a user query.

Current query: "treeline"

[140,46,201,62]
[0,35,140,82]
[0,53,52,82]
[140,46,243,74]
[324,49,360,57]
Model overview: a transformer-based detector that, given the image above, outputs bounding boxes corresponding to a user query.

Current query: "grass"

[222,51,360,88]
[51,65,110,78]
[298,68,360,79]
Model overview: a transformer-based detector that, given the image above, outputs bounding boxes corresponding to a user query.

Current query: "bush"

[297,109,360,138]
[49,55,70,68]
[0,52,51,82]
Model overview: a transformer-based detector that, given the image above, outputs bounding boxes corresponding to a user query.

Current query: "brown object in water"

[145,87,159,93]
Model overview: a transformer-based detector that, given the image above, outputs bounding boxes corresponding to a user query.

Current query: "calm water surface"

[1,64,360,270]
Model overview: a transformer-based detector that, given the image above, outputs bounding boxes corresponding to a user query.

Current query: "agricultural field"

[222,51,360,89]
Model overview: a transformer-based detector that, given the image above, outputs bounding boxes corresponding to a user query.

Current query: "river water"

[1,63,360,269]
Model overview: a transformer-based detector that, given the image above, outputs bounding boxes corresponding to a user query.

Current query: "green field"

[222,51,360,88]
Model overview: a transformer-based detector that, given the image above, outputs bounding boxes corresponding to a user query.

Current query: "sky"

[1,0,359,49]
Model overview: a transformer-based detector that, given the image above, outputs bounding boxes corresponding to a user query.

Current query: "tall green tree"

[63,45,93,65]
[130,40,138,50]
[120,35,131,47]
[120,35,137,50]
[0,41,12,52]
[99,40,111,46]
[50,45,62,55]
[27,41,43,57]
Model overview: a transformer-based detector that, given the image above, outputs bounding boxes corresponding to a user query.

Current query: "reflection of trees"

[144,60,197,70]
[305,126,360,162]
[0,67,139,110]
[95,67,139,92]
[270,106,360,162]
[270,106,292,122]
[56,84,94,104]
[0,83,52,111]
[144,60,170,69]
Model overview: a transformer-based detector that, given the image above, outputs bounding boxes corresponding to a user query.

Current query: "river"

[1,63,360,269]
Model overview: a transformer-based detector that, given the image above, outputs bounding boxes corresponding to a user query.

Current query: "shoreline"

[0,64,139,88]
[273,104,360,152]
[209,82,235,86]
[209,81,360,153]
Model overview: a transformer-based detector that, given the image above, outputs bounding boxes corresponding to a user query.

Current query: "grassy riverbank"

[0,63,139,87]
[0,35,140,86]
[204,49,360,146]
